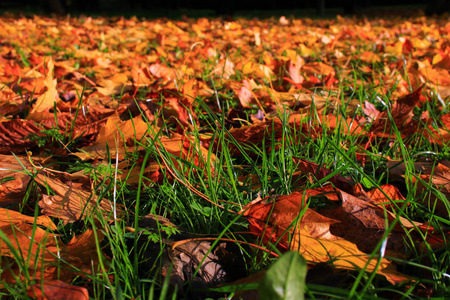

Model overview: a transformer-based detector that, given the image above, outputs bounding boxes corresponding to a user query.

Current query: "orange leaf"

[76,112,150,160]
[370,86,423,137]
[27,280,89,300]
[367,184,405,207]
[28,58,59,121]
[302,62,335,76]
[0,154,33,205]
[242,186,416,284]
[36,173,117,223]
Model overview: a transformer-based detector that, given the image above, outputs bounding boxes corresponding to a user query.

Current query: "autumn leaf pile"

[1,13,450,297]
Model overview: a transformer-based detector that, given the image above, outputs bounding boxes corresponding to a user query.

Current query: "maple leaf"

[242,185,419,285]
[362,100,380,122]
[302,62,335,77]
[28,58,59,121]
[149,63,176,82]
[0,209,59,283]
[76,112,150,160]
[27,281,89,300]
[0,84,24,117]
[0,154,33,205]
[370,86,424,138]
[35,173,118,223]
[388,160,450,217]
[366,184,405,208]
[214,58,235,79]
[3,13,450,297]
[0,208,103,284]
[96,73,132,96]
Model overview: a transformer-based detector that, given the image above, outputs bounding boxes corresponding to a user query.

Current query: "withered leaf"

[35,173,117,223]
[27,280,89,300]
[0,154,33,205]
[370,86,424,137]
[0,208,103,284]
[242,186,417,284]
[28,58,59,121]
[134,214,247,298]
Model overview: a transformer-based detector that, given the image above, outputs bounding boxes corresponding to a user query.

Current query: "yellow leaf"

[0,208,57,231]
[75,113,150,160]
[28,58,58,120]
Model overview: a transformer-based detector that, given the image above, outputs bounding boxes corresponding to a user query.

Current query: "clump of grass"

[2,15,450,300]
[9,83,449,299]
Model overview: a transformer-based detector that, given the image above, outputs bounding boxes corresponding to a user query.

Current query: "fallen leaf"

[0,154,33,205]
[27,280,89,300]
[76,112,150,160]
[367,184,405,207]
[35,173,117,222]
[242,186,417,284]
[370,86,424,138]
[28,58,59,121]
[135,214,247,298]
[388,160,450,217]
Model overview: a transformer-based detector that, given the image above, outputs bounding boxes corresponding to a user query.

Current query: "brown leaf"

[96,73,132,96]
[371,86,423,137]
[287,55,305,85]
[293,158,356,193]
[157,133,216,172]
[27,280,89,300]
[388,160,450,217]
[0,208,59,283]
[60,229,105,280]
[135,214,247,298]
[214,58,235,79]
[131,63,153,86]
[0,119,44,154]
[164,97,198,129]
[0,208,57,231]
[149,63,176,81]
[116,159,162,185]
[242,186,416,284]
[302,62,335,76]
[35,173,117,222]
[0,209,105,284]
[363,100,380,122]
[0,154,33,205]
[0,84,24,117]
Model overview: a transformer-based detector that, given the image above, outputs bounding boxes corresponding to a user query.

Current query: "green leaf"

[259,252,307,300]
[361,177,374,188]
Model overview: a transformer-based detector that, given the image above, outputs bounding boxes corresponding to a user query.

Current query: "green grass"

[24,101,450,297]
[2,87,448,299]
[1,12,450,300]
[10,87,448,298]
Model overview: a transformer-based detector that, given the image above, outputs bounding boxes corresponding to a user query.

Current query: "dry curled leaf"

[35,173,118,223]
[242,186,417,284]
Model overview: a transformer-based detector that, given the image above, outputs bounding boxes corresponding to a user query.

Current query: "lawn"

[0,10,450,299]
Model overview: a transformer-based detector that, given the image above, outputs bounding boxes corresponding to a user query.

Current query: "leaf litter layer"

[0,13,450,299]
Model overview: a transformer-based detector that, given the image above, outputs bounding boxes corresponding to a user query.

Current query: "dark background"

[1,0,449,17]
